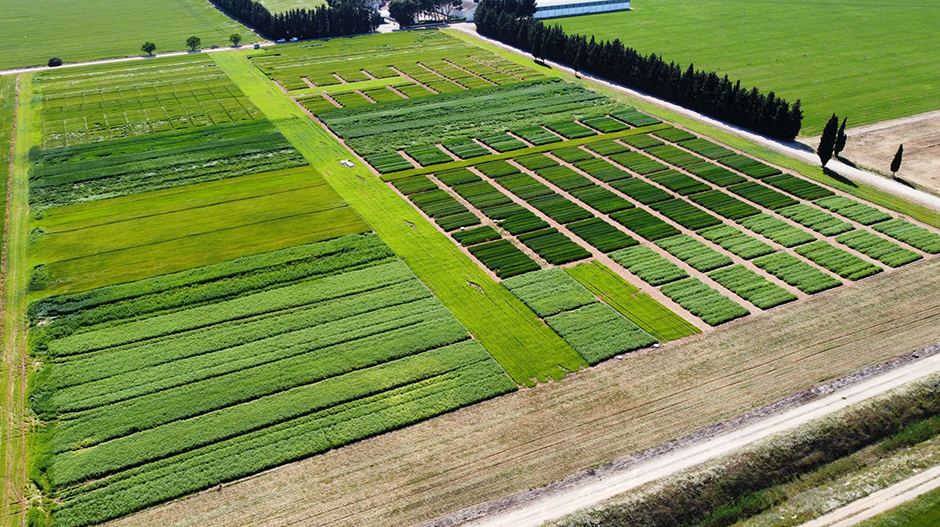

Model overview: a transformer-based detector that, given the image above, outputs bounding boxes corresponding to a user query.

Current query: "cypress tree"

[817,114,839,167]
[834,117,848,157]
[891,144,904,176]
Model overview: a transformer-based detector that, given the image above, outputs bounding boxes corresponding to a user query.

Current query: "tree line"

[474,0,804,141]
[209,0,380,41]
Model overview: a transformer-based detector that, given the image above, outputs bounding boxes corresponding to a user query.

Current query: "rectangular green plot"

[365,152,414,174]
[794,240,883,280]
[647,170,711,195]
[397,84,435,99]
[609,177,673,205]
[436,212,481,231]
[362,87,405,104]
[496,173,554,200]
[575,158,632,183]
[517,228,591,264]
[697,224,774,259]
[872,218,940,254]
[610,151,667,175]
[404,144,453,167]
[481,202,528,221]
[436,168,481,186]
[581,115,629,133]
[476,160,519,178]
[468,240,540,278]
[568,185,633,214]
[479,133,527,153]
[708,265,797,309]
[512,126,562,146]
[764,174,834,201]
[689,189,760,220]
[515,153,559,170]
[567,218,638,253]
[834,229,922,268]
[719,155,782,179]
[545,119,596,139]
[528,194,593,224]
[728,181,798,210]
[332,92,372,109]
[737,214,817,247]
[684,162,746,187]
[452,181,513,209]
[650,199,722,231]
[409,189,468,218]
[610,108,661,127]
[814,195,893,225]
[660,277,750,326]
[620,134,663,150]
[551,146,595,163]
[681,138,735,159]
[777,204,854,236]
[335,70,370,83]
[610,245,687,286]
[546,303,657,364]
[536,165,593,191]
[298,95,338,114]
[452,226,500,246]
[653,127,696,142]
[646,144,702,167]
[585,140,629,156]
[565,262,700,341]
[656,234,733,272]
[442,138,490,159]
[610,208,681,240]
[499,211,550,235]
[501,267,595,317]
[753,252,842,294]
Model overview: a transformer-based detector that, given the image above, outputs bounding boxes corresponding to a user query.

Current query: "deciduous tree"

[817,113,839,167]
[388,0,418,26]
[141,42,156,56]
[229,33,242,47]
[186,36,202,52]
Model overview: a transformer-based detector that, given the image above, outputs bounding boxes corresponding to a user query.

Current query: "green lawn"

[555,0,940,135]
[0,0,251,70]
[258,0,326,12]
[212,51,588,385]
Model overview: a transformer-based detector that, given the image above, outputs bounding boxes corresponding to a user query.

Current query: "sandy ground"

[800,463,940,527]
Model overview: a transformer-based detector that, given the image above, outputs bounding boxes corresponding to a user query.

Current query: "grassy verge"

[565,261,699,341]
[859,486,940,527]
[211,51,587,385]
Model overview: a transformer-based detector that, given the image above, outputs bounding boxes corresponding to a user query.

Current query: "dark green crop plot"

[436,168,481,186]
[872,219,940,254]
[660,277,750,326]
[719,155,782,179]
[610,108,661,127]
[610,151,668,175]
[656,234,733,272]
[697,224,774,259]
[650,199,722,230]
[684,162,746,186]
[332,92,373,109]
[567,218,638,253]
[619,134,664,150]
[452,181,513,209]
[814,195,892,225]
[645,145,702,167]
[404,144,453,166]
[363,87,405,103]
[551,146,595,163]
[764,174,834,201]
[653,127,696,143]
[397,84,435,99]
[512,126,563,145]
[392,176,438,195]
[575,158,632,182]
[609,245,688,286]
[528,194,593,224]
[299,95,339,114]
[647,170,711,195]
[536,165,593,191]
[708,265,797,309]
[436,212,481,231]
[794,240,883,280]
[835,229,922,267]
[442,138,490,159]
[777,204,854,236]
[476,160,519,178]
[581,115,629,133]
[499,211,550,234]
[680,138,735,159]
[737,214,817,247]
[409,189,469,218]
[365,152,415,174]
[502,267,596,317]
[468,239,540,278]
[452,226,501,246]
[608,177,673,204]
[545,119,597,139]
[496,173,554,200]
[585,140,629,156]
[515,153,559,170]
[753,252,842,293]
[481,202,528,221]
[517,228,591,264]
[30,121,307,210]
[728,181,798,210]
[479,133,528,153]
[689,190,760,220]
[568,185,633,214]
[610,208,681,241]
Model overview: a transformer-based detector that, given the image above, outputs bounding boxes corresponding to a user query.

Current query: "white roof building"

[533,0,630,19]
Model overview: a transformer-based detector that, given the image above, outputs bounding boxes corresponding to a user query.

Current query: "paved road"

[799,464,940,527]
[460,352,940,527]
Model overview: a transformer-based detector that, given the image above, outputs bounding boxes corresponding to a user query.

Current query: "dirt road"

[799,464,940,527]
[462,351,940,527]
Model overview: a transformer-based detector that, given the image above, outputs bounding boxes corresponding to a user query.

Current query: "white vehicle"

[277,38,286,43]
[290,37,298,42]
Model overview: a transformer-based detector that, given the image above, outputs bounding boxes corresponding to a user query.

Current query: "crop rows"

[567,218,638,253]
[814,195,893,225]
[610,208,681,240]
[365,152,415,174]
[753,252,842,293]
[332,92,372,109]
[793,240,883,280]
[610,108,661,127]
[609,151,667,175]
[689,190,759,220]
[568,185,633,214]
[468,239,540,277]
[655,234,733,272]
[834,229,922,267]
[647,170,711,195]
[872,219,940,254]
[452,180,513,209]
[585,140,630,156]
[442,138,490,159]
[497,173,554,200]
[718,154,781,178]
[708,265,797,309]
[437,168,481,186]
[728,181,797,210]
[764,174,834,201]
[649,199,722,230]
[545,120,596,139]
[513,126,563,145]
[452,226,501,246]
[608,177,673,204]
[660,277,750,326]
[620,134,663,150]
[551,146,595,163]
[516,153,559,171]
[645,145,701,167]
[581,115,629,133]
[697,224,775,259]
[575,158,632,183]
[653,127,696,142]
[737,214,817,247]
[685,162,746,186]
[680,138,735,159]
[480,133,527,152]
[777,204,854,236]
[609,245,688,286]
[517,229,591,264]
[536,165,592,191]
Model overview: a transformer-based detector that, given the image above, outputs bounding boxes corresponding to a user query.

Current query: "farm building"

[534,0,630,19]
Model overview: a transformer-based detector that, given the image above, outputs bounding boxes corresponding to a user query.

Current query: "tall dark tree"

[834,117,848,157]
[388,0,418,26]
[890,144,903,176]
[141,42,156,56]
[817,114,839,167]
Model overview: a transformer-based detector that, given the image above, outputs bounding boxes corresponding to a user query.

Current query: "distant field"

[258,0,326,12]
[555,0,940,136]
[0,0,250,70]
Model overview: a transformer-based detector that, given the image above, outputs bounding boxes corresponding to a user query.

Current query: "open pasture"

[556,0,940,135]
[0,0,248,70]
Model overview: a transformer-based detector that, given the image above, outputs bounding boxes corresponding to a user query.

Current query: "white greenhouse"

[533,0,630,19]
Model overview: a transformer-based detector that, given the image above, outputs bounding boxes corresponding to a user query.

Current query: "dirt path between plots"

[799,463,940,527]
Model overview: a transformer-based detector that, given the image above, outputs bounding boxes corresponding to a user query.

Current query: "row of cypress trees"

[474,0,804,141]
[209,0,380,41]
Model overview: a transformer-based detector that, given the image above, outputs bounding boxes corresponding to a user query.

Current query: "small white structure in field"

[534,0,630,19]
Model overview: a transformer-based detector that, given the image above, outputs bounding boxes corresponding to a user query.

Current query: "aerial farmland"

[1,2,939,527]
